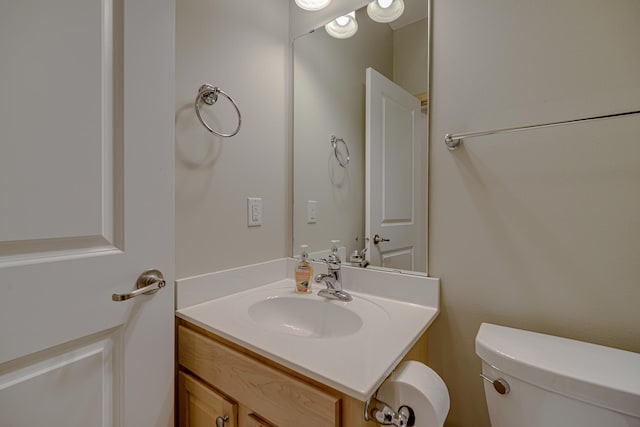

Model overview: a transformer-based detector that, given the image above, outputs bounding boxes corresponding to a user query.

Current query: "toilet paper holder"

[364,395,416,426]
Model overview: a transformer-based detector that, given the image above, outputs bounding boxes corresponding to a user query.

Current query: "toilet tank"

[475,323,640,427]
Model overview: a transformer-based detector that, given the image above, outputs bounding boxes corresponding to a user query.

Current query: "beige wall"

[393,18,428,96]
[175,0,290,279]
[428,0,640,426]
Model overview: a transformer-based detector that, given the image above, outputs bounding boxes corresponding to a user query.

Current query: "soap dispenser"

[295,244,313,294]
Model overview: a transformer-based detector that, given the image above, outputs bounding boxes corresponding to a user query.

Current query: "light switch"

[247,197,262,227]
[307,200,317,224]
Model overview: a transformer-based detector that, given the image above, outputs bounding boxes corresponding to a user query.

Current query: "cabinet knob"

[216,415,229,427]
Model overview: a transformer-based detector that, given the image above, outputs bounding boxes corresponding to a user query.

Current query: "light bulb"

[367,0,404,23]
[294,0,331,12]
[325,11,358,39]
[336,16,350,26]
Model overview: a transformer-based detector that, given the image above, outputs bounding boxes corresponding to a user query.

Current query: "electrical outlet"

[247,197,262,226]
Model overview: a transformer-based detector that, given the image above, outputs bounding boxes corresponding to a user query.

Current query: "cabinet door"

[179,326,340,427]
[179,371,237,427]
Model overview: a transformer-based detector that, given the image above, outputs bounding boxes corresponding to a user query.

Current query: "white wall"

[428,0,640,426]
[293,8,393,257]
[175,0,290,279]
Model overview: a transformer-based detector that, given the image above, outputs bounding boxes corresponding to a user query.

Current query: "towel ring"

[331,135,350,168]
[195,84,242,137]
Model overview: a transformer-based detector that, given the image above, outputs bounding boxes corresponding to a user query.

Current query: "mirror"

[292,0,430,273]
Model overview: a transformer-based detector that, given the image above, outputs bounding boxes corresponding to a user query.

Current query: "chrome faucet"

[349,246,370,268]
[314,245,352,302]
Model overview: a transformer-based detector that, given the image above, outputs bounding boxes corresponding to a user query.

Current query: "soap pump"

[295,244,313,294]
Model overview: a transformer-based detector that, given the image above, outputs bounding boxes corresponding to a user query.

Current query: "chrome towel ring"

[195,84,242,137]
[331,135,350,168]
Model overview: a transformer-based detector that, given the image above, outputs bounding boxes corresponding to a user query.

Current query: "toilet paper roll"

[376,361,450,427]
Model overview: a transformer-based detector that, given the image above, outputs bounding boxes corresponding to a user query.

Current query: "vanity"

[175,259,440,427]
[178,320,344,427]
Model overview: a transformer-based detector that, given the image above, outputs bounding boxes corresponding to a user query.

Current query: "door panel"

[0,330,120,427]
[0,0,174,426]
[366,67,426,272]
[380,247,414,272]
[382,97,414,224]
[0,0,125,367]
[0,0,119,248]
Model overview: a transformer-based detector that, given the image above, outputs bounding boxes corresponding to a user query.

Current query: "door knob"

[216,415,229,427]
[373,234,390,245]
[112,269,166,302]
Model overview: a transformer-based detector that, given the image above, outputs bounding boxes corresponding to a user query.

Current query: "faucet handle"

[325,253,341,264]
[326,240,341,263]
[319,257,341,270]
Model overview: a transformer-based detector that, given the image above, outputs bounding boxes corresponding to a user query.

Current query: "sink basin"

[248,296,363,338]
[177,274,440,400]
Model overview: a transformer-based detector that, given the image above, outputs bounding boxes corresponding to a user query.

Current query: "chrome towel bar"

[445,109,640,151]
[195,84,242,137]
[331,135,350,167]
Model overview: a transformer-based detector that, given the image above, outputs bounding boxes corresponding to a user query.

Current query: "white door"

[365,67,427,272]
[0,1,175,426]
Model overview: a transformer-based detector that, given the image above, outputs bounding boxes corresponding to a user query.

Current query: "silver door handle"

[216,415,229,427]
[112,269,166,302]
[373,234,390,245]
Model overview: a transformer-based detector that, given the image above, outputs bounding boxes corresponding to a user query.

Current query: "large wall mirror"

[292,0,430,273]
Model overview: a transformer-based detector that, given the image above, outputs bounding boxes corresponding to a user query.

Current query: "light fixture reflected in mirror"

[325,11,358,39]
[295,0,331,12]
[367,0,405,23]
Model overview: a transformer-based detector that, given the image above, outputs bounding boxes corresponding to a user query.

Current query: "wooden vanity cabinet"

[179,370,277,427]
[177,319,428,427]
[178,371,238,427]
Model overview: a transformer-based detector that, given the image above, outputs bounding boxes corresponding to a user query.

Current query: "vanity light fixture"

[366,0,405,23]
[325,11,358,39]
[294,0,331,12]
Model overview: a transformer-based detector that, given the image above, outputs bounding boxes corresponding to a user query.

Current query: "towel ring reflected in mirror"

[331,135,350,168]
[195,84,242,137]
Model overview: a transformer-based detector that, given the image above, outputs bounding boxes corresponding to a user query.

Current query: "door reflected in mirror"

[293,0,429,273]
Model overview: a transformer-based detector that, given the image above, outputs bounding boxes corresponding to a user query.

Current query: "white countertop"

[176,259,439,401]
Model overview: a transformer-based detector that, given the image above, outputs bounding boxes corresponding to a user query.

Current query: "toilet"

[475,323,640,427]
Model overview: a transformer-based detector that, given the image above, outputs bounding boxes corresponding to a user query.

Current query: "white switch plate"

[247,197,262,227]
[307,200,317,223]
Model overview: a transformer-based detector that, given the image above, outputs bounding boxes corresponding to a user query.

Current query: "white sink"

[248,296,363,338]
[176,274,439,400]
